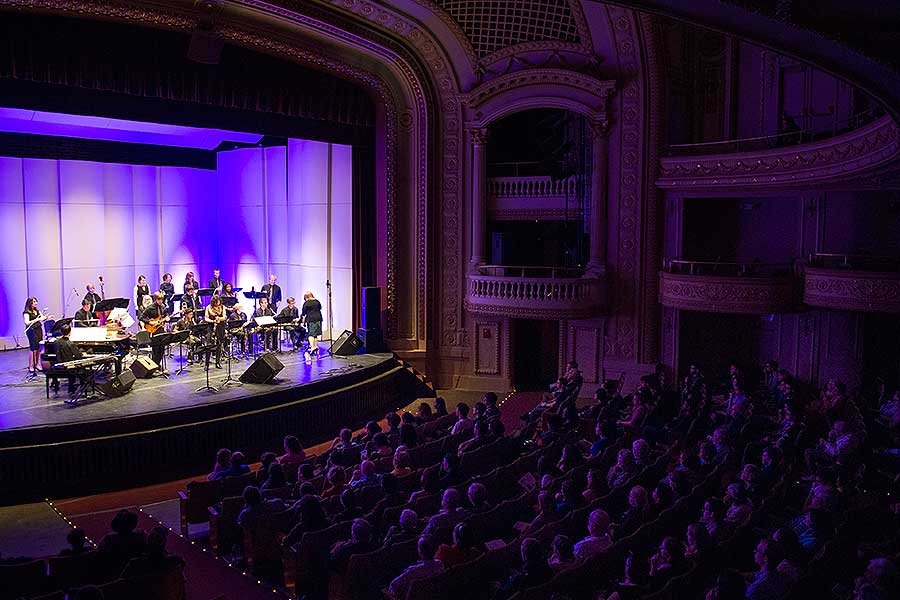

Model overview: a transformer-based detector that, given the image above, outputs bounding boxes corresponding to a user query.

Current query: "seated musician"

[55,324,84,394]
[279,297,304,350]
[228,303,248,357]
[140,292,170,370]
[173,309,199,365]
[181,285,201,320]
[222,282,237,298]
[253,297,277,352]
[205,295,227,368]
[74,298,96,327]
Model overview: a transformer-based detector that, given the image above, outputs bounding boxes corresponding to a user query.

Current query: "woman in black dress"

[133,275,151,320]
[301,291,323,357]
[23,297,48,375]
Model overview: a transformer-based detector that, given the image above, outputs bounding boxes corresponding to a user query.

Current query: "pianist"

[74,298,97,327]
[55,324,84,394]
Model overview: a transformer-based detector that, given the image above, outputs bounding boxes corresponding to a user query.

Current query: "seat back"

[181,479,222,525]
[0,559,49,600]
[48,550,98,590]
[221,471,256,497]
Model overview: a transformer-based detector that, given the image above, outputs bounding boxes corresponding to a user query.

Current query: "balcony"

[657,114,900,190]
[659,259,798,314]
[466,265,606,319]
[803,254,900,313]
[487,175,581,221]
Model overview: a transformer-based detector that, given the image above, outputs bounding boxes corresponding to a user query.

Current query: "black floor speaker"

[239,352,284,384]
[131,356,159,379]
[329,330,363,356]
[100,370,136,398]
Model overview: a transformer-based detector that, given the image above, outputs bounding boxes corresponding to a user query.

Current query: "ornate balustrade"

[466,267,605,319]
[659,260,798,313]
[487,175,582,220]
[657,115,900,190]
[803,254,900,312]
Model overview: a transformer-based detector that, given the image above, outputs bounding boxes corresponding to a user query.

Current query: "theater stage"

[0,349,413,504]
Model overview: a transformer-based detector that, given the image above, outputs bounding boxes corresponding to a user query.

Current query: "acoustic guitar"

[144,316,170,334]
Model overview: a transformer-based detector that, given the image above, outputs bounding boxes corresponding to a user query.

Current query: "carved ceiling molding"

[659,272,798,314]
[658,115,900,190]
[804,268,900,313]
[461,68,616,126]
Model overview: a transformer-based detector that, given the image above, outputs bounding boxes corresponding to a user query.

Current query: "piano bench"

[44,368,69,399]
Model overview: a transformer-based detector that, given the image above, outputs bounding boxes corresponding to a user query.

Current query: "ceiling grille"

[433,0,581,58]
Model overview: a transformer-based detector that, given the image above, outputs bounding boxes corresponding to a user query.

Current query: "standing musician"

[54,324,84,394]
[261,274,282,313]
[253,297,277,352]
[160,273,175,313]
[222,282,237,299]
[279,297,304,350]
[209,269,224,296]
[84,284,102,313]
[181,286,201,321]
[302,291,324,357]
[183,272,197,295]
[140,292,170,369]
[205,295,228,368]
[134,275,151,323]
[23,297,49,375]
[74,298,97,327]
[228,303,248,357]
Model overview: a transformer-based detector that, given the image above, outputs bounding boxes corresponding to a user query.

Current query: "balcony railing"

[660,259,798,314]
[466,267,605,319]
[803,254,900,313]
[488,176,577,198]
[476,264,584,278]
[487,174,583,221]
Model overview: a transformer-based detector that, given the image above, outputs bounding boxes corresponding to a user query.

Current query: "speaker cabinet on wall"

[330,330,363,356]
[100,370,136,398]
[361,287,382,331]
[131,356,159,379]
[239,352,285,384]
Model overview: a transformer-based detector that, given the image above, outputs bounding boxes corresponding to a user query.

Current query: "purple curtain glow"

[0,139,352,346]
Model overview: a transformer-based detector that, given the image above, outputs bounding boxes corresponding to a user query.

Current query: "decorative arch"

[460,68,616,128]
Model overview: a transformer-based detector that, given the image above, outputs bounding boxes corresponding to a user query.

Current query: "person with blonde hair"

[301,291,323,357]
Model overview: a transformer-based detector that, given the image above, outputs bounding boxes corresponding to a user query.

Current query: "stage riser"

[0,370,406,504]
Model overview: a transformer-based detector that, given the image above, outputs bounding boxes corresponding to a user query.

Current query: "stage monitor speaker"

[361,287,382,331]
[330,330,363,356]
[100,370,136,398]
[239,352,284,384]
[356,328,385,353]
[131,356,159,379]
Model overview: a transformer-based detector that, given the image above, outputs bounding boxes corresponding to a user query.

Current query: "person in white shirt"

[450,403,474,435]
[387,534,444,599]
[574,508,613,562]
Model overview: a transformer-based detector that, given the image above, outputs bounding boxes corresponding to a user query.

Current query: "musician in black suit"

[74,298,96,327]
[253,297,277,351]
[84,284,102,313]
[279,297,305,350]
[160,272,175,313]
[180,286,201,321]
[261,274,282,312]
[140,293,170,369]
[209,268,224,296]
[55,324,84,393]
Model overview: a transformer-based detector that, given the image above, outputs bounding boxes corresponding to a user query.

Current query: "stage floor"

[0,347,393,436]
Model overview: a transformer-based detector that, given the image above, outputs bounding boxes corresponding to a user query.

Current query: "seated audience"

[555,479,585,514]
[391,450,413,479]
[701,497,728,543]
[424,488,469,537]
[382,509,420,547]
[615,485,650,537]
[328,428,361,467]
[211,451,250,481]
[771,528,803,583]
[483,392,501,421]
[349,460,382,490]
[283,495,332,549]
[321,465,347,499]
[467,482,492,513]
[724,482,753,526]
[607,448,637,489]
[416,402,435,424]
[209,448,232,480]
[458,419,493,455]
[98,510,146,575]
[583,468,605,503]
[450,402,474,435]
[329,518,376,573]
[574,508,613,562]
[526,491,558,533]
[557,443,585,472]
[648,537,688,587]
[256,452,278,485]
[259,462,287,492]
[434,522,482,568]
[434,396,449,417]
[745,538,788,600]
[277,435,306,468]
[685,522,713,562]
[398,423,419,451]
[387,534,444,599]
[59,528,89,556]
[493,537,554,599]
[237,486,284,530]
[120,526,185,579]
[549,534,576,572]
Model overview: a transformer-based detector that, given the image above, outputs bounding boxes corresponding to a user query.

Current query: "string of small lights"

[45,498,98,549]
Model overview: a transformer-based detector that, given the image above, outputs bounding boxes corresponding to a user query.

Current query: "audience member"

[493,537,553,599]
[120,526,185,579]
[745,538,788,600]
[387,534,444,598]
[574,508,613,562]
[322,465,347,499]
[256,452,278,485]
[549,534,576,572]
[208,448,232,480]
[282,495,332,549]
[458,419,493,455]
[424,488,469,538]
[59,528,89,556]
[434,522,482,568]
[260,462,287,492]
[382,509,421,547]
[236,486,284,530]
[607,448,637,489]
[467,482,492,513]
[97,510,146,575]
[277,435,306,468]
[328,518,376,573]
[450,403,474,435]
[391,450,413,479]
[211,451,250,480]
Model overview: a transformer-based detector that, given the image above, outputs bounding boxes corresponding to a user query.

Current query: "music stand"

[151,331,174,378]
[196,287,215,308]
[49,318,74,338]
[171,329,191,375]
[95,298,130,313]
[243,290,266,314]
[190,321,212,368]
[274,315,296,353]
[195,342,218,393]
[251,315,276,357]
[221,296,238,308]
[222,321,244,388]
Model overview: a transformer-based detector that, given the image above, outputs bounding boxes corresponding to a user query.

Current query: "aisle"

[63,505,287,600]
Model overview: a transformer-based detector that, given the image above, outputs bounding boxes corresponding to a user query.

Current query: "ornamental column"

[586,119,610,275]
[468,127,489,270]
